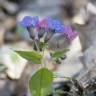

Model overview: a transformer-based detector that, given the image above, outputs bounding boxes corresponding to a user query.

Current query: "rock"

[0,26,6,46]
[0,0,19,15]
[87,2,96,15]
[72,8,89,25]
[0,41,33,79]
[0,78,16,96]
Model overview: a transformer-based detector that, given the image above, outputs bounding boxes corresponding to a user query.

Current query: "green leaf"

[29,68,53,96]
[10,51,20,64]
[51,49,69,60]
[15,51,42,64]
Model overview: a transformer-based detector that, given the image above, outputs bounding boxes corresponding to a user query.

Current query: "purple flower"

[64,26,78,41]
[36,19,48,31]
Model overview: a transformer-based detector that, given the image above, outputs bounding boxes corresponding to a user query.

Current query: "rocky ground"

[0,0,96,96]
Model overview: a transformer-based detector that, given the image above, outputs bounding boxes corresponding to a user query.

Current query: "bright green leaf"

[15,51,42,64]
[29,68,53,96]
[10,51,20,64]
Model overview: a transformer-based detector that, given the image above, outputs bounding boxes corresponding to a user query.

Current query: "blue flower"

[19,16,33,28]
[31,16,39,27]
[46,17,55,30]
[19,16,39,28]
[53,20,64,33]
[46,18,64,33]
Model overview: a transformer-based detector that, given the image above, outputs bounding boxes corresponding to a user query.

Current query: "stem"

[33,40,40,52]
[27,27,35,39]
[41,48,46,68]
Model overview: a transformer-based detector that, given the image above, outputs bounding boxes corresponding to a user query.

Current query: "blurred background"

[0,0,96,96]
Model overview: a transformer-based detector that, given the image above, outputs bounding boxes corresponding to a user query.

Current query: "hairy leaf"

[15,51,42,64]
[29,68,53,96]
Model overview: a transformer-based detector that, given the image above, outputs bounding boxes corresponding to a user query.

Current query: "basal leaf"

[29,68,53,96]
[15,51,42,64]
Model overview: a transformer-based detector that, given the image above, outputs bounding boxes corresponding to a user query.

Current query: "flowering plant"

[16,16,77,96]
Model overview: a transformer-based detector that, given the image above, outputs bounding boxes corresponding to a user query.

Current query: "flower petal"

[53,20,64,33]
[19,16,33,28]
[47,17,55,30]
[31,16,39,27]
[64,26,78,41]
[37,19,48,31]
[19,16,39,28]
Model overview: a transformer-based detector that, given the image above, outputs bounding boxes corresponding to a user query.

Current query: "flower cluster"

[19,16,77,42]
